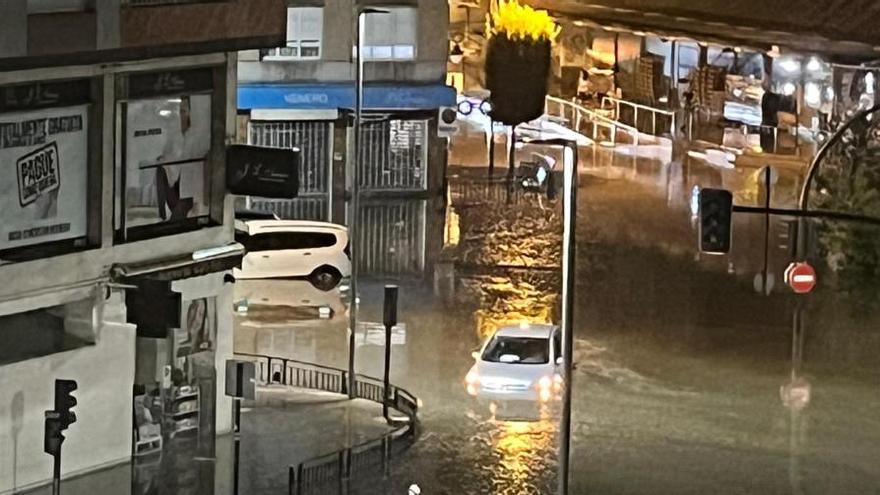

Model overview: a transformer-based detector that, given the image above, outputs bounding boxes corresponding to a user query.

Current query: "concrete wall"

[0,1,27,59]
[0,294,136,495]
[237,0,448,84]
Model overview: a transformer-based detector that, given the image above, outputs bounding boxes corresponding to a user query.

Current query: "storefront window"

[133,295,218,459]
[116,68,216,242]
[0,296,94,365]
[0,79,96,262]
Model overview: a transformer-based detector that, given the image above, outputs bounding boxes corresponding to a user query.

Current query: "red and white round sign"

[784,261,817,294]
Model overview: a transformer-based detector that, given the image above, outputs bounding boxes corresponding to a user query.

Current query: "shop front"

[115,248,241,491]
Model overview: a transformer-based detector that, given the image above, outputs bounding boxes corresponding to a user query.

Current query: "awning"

[238,83,457,111]
[529,0,880,62]
[111,244,244,282]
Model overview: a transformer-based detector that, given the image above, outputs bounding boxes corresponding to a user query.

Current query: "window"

[481,336,550,364]
[243,232,337,252]
[363,7,416,61]
[0,78,96,263]
[0,297,94,365]
[553,331,561,360]
[265,7,323,60]
[115,68,216,242]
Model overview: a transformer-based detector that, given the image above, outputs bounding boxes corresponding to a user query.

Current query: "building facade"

[237,0,454,277]
[0,1,285,493]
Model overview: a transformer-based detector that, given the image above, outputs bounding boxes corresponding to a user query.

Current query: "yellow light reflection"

[445,208,461,247]
[475,298,555,339]
[492,415,555,488]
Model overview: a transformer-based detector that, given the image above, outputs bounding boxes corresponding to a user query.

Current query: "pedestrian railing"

[232,352,421,495]
[601,95,677,138]
[237,352,349,395]
[290,422,417,495]
[544,95,641,146]
[448,175,524,206]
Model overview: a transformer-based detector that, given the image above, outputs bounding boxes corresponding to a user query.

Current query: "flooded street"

[233,142,880,494]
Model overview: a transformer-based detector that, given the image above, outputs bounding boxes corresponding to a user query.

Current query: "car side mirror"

[556,357,564,366]
[471,351,481,360]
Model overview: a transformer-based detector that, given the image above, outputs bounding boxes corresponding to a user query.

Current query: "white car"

[465,323,563,403]
[234,220,351,291]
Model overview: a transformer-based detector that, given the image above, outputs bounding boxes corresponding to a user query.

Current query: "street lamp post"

[349,7,387,399]
[521,137,578,495]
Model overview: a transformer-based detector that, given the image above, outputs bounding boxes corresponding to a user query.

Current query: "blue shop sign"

[239,83,456,111]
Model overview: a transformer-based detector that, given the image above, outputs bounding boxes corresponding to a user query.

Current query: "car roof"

[494,324,556,339]
[241,220,349,234]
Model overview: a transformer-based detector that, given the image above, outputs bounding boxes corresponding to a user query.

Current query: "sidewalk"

[22,388,394,495]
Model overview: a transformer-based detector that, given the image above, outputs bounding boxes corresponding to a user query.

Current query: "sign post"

[382,285,399,423]
[225,360,255,495]
[44,379,77,495]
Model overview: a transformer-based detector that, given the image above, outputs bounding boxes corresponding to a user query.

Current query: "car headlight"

[466,370,480,385]
[538,376,553,390]
[539,388,552,402]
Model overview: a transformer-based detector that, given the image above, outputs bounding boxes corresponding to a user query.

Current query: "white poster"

[124,94,211,229]
[0,105,88,251]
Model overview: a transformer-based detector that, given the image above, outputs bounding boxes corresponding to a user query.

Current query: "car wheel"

[309,266,342,291]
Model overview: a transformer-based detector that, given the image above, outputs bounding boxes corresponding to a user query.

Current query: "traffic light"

[699,188,733,254]
[44,413,64,456]
[54,379,77,430]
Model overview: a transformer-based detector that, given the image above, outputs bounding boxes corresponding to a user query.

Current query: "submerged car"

[234,220,351,291]
[465,323,563,403]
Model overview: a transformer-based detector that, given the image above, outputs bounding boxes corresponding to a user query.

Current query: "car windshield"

[481,336,549,364]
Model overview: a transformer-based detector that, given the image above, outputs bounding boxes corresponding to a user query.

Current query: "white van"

[233,220,351,291]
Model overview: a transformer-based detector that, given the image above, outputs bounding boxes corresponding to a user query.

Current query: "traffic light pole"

[45,379,77,495]
[558,142,577,495]
[52,452,61,495]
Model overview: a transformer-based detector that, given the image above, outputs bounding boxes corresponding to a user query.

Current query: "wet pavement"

[28,126,880,494]
[22,387,393,495]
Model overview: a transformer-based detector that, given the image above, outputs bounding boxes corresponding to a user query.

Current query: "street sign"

[785,261,817,294]
[226,145,300,199]
[437,106,459,138]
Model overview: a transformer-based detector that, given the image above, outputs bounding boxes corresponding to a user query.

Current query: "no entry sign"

[785,261,817,294]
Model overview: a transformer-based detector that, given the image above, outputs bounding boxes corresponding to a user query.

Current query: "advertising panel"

[124,94,211,229]
[0,105,89,251]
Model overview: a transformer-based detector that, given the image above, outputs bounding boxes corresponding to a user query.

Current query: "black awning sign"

[226,145,299,199]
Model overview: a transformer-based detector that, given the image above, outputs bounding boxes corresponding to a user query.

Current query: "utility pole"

[348,7,388,399]
[521,137,578,495]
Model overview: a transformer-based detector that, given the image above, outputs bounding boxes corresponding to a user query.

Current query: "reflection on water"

[448,174,563,340]
[490,417,556,494]
[466,275,559,339]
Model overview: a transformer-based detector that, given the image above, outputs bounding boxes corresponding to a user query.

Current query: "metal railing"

[601,96,677,138]
[448,174,525,206]
[544,95,641,146]
[232,352,421,495]
[290,421,417,495]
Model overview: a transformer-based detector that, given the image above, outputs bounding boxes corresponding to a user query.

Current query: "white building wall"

[0,51,239,490]
[0,293,136,495]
